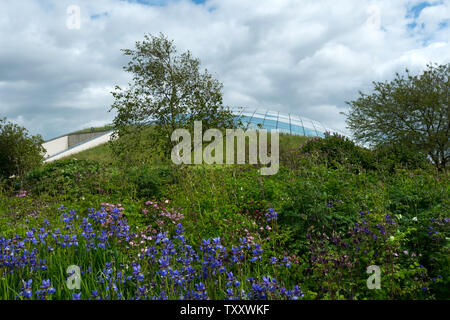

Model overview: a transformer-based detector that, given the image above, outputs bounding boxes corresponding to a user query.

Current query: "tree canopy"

[345,63,449,170]
[109,33,238,163]
[0,117,45,180]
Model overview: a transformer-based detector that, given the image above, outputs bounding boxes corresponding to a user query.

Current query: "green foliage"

[63,143,113,163]
[278,161,382,253]
[107,125,169,166]
[23,159,134,202]
[0,117,45,180]
[346,63,450,170]
[373,143,431,172]
[24,159,101,198]
[290,132,433,173]
[1,133,449,300]
[109,33,239,164]
[304,210,434,299]
[297,132,375,171]
[126,166,175,200]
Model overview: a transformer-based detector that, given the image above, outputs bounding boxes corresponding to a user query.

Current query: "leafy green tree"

[345,63,449,170]
[0,117,45,180]
[109,33,238,163]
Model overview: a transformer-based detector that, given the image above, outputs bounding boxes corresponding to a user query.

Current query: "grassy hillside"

[63,132,311,164]
[68,125,114,135]
[63,143,113,163]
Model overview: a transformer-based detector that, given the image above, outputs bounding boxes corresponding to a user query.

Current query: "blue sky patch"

[121,0,206,6]
[406,2,433,19]
[91,12,109,20]
[438,20,449,29]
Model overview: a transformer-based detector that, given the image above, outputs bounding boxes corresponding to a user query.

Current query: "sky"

[0,0,449,140]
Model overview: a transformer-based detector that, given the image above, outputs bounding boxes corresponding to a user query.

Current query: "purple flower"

[40,279,55,295]
[72,292,82,300]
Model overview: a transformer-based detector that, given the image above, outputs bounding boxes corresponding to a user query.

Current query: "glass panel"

[231,109,349,138]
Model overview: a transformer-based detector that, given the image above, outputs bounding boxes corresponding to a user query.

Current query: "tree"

[109,33,238,163]
[345,63,449,170]
[0,117,45,180]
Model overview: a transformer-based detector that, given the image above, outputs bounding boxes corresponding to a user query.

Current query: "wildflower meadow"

[1,134,448,300]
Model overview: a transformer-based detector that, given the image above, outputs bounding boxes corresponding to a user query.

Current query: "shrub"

[0,118,45,180]
[24,159,102,198]
[373,143,432,172]
[298,132,375,171]
[304,210,436,299]
[126,166,176,200]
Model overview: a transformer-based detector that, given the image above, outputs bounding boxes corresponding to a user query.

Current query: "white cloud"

[0,0,448,139]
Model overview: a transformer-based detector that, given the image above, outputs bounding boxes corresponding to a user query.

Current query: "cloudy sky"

[0,0,449,140]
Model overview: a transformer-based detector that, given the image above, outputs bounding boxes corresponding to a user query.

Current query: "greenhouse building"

[233,107,349,138]
[43,107,349,162]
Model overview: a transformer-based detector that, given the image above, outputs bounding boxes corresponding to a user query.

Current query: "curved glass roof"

[231,107,349,138]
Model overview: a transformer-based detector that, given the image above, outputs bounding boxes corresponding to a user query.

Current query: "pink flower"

[16,190,28,198]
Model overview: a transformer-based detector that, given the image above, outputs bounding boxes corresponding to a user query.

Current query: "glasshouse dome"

[232,107,349,138]
[43,107,350,162]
